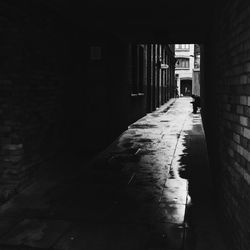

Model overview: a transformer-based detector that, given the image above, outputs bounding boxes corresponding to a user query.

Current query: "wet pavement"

[0,97,226,250]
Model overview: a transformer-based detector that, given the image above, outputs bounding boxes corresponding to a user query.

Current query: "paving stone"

[54,223,149,250]
[0,217,21,238]
[160,178,188,205]
[0,219,71,248]
[148,222,184,249]
[0,98,226,249]
[108,201,159,224]
[157,203,186,224]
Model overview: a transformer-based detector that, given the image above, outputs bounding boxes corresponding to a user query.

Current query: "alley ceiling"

[18,0,225,43]
[49,0,221,42]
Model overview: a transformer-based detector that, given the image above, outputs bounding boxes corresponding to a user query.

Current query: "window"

[176,58,190,68]
[175,44,190,50]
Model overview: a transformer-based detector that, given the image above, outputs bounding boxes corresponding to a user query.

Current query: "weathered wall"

[128,44,175,125]
[202,1,250,249]
[0,1,131,202]
[67,35,130,152]
[0,2,68,201]
[0,2,177,203]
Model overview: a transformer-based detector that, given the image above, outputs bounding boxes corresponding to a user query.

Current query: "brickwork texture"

[204,1,250,249]
[0,2,68,202]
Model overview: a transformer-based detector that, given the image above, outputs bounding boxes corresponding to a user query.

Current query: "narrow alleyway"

[0,98,225,250]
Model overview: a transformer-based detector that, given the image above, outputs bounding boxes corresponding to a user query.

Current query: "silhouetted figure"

[191,95,201,114]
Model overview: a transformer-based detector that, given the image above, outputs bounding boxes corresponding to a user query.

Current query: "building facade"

[129,44,176,122]
[175,44,195,96]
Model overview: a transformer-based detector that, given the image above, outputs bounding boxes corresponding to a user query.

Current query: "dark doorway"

[138,45,144,93]
[180,79,192,96]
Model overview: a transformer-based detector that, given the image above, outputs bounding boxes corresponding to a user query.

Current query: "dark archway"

[180,79,192,96]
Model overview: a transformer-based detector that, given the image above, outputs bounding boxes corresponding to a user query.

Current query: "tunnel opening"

[1,0,250,248]
[175,44,200,98]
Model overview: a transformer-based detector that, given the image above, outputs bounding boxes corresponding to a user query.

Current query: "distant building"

[175,44,194,96]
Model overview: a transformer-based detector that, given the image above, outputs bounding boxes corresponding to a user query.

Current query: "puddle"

[139,149,155,155]
[151,113,160,117]
[121,142,134,148]
[160,103,174,113]
[136,138,152,143]
[133,134,142,137]
[129,124,157,129]
[108,154,140,164]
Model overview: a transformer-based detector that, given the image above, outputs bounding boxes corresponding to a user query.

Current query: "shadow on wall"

[61,32,130,154]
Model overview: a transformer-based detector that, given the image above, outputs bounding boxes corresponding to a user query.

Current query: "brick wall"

[0,2,70,202]
[203,0,250,249]
[0,2,135,202]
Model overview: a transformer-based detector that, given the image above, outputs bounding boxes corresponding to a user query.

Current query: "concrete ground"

[0,97,226,250]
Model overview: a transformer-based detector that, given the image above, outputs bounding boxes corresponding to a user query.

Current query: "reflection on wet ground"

[0,98,226,250]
